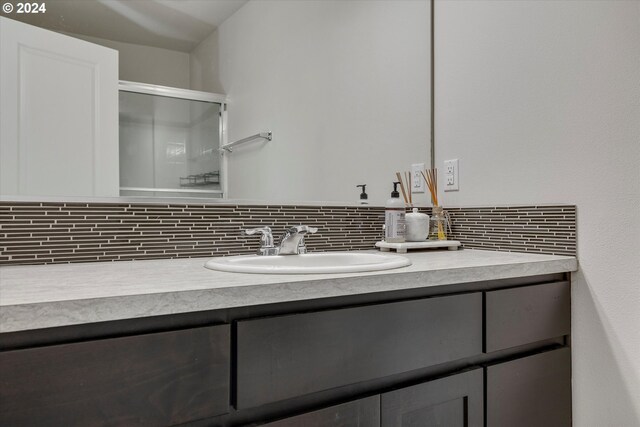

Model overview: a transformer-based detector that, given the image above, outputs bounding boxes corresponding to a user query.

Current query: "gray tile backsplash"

[0,202,576,265]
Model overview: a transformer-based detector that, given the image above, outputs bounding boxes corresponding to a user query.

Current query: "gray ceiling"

[8,0,249,52]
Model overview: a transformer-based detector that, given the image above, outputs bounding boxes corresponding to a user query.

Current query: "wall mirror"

[1,0,432,205]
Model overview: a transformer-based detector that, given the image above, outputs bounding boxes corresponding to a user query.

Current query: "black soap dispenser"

[385,182,406,243]
[356,184,368,205]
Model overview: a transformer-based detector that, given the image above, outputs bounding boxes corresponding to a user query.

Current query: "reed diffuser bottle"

[429,206,447,240]
[422,168,448,241]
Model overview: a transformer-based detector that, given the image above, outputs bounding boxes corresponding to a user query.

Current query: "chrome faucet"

[278,225,318,255]
[244,225,318,256]
[244,227,278,256]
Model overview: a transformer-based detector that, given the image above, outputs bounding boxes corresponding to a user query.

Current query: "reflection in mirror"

[1,0,431,205]
[119,88,223,198]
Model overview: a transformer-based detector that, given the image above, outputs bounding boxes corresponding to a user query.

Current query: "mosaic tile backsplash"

[446,205,576,256]
[0,202,576,265]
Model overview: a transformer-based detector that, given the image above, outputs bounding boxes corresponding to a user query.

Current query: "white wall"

[435,1,640,425]
[191,0,430,204]
[69,33,190,88]
[190,30,223,94]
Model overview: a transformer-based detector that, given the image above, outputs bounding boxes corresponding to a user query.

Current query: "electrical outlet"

[446,161,455,175]
[411,163,425,193]
[444,159,459,191]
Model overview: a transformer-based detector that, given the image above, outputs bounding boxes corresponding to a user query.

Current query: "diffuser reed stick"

[421,169,439,206]
[395,172,409,205]
[405,171,413,205]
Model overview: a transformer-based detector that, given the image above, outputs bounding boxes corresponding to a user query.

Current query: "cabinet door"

[0,325,230,427]
[381,369,483,427]
[486,348,571,427]
[261,396,380,427]
[0,17,118,197]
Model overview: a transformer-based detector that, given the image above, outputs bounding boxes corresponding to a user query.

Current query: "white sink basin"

[204,252,411,274]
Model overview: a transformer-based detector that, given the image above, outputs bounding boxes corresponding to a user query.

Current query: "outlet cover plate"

[411,163,425,193]
[444,159,459,192]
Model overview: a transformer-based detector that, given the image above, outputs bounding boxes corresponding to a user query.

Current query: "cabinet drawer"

[236,293,482,408]
[0,325,230,427]
[486,348,571,427]
[485,281,570,352]
[381,369,483,427]
[261,395,380,427]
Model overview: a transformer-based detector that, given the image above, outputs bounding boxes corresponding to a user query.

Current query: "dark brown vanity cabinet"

[250,280,571,427]
[0,325,230,427]
[482,281,572,427]
[0,276,572,427]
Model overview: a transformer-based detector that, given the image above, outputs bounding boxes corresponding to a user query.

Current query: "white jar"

[405,208,429,242]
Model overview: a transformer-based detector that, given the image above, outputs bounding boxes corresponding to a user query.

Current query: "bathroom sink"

[204,252,411,274]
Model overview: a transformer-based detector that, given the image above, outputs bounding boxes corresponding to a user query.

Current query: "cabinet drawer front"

[236,293,482,408]
[487,348,571,427]
[262,395,380,427]
[0,325,230,427]
[381,369,484,427]
[485,281,570,352]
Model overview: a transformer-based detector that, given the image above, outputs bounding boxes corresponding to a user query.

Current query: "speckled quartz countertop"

[0,249,577,333]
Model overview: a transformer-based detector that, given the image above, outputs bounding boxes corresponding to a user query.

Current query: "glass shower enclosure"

[118,81,225,198]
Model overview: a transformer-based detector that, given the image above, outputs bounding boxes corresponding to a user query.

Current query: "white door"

[0,17,119,197]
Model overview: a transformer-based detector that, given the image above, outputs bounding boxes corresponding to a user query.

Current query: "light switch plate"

[411,163,425,193]
[444,159,459,191]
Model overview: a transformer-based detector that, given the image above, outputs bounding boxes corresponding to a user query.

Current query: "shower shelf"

[179,172,220,187]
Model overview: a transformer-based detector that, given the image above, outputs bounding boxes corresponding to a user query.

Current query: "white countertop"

[0,249,577,333]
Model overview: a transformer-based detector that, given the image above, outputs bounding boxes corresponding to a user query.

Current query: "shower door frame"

[118,81,228,198]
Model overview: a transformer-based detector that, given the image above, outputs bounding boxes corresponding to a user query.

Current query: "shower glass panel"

[119,90,223,198]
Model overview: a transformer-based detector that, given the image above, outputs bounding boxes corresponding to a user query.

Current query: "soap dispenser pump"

[356,184,368,205]
[384,182,406,243]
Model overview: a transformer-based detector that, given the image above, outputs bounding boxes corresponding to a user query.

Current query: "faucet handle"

[288,225,318,234]
[244,227,278,255]
[245,226,272,236]
[285,225,318,255]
